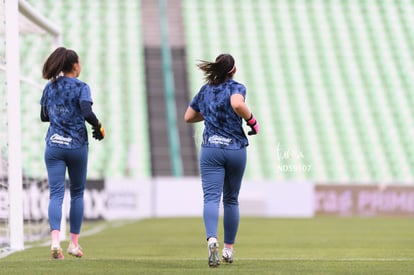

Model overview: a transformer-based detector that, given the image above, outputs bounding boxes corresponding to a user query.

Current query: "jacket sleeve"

[80,100,100,127]
[40,106,49,122]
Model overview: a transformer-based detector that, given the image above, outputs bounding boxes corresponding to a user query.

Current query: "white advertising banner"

[104,178,152,220]
[104,178,315,219]
[240,180,314,217]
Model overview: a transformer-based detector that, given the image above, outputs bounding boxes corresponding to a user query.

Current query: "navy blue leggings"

[44,145,88,234]
[200,147,247,244]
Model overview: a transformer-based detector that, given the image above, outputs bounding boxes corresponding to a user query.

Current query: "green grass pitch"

[1,217,413,274]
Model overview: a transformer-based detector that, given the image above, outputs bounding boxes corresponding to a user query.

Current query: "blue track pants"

[44,145,88,234]
[200,147,246,244]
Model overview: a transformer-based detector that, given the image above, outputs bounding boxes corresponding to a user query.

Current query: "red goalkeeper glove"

[246,113,259,135]
[92,122,105,140]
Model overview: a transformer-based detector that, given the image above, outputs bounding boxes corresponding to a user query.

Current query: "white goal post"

[2,0,61,251]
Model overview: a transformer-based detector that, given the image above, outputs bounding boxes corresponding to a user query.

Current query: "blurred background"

[13,0,414,182]
[15,0,414,184]
[1,0,414,250]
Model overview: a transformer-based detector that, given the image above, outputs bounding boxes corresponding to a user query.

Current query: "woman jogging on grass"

[40,47,105,259]
[184,53,259,268]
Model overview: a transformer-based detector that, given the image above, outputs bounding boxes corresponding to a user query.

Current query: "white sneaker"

[51,241,64,260]
[67,242,83,258]
[207,238,220,268]
[222,247,233,263]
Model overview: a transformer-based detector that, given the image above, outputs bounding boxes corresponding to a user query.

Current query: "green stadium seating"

[182,0,414,183]
[17,0,414,182]
[21,0,151,179]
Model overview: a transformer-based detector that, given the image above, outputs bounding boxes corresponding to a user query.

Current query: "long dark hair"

[197,54,235,85]
[42,47,79,81]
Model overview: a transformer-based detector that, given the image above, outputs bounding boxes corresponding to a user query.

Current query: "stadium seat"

[19,0,151,179]
[182,0,414,183]
[15,0,414,182]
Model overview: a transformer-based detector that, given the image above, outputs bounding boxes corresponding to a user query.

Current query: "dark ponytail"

[197,53,235,85]
[42,47,79,81]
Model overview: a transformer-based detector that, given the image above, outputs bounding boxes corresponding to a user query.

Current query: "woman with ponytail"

[40,47,105,259]
[184,54,259,268]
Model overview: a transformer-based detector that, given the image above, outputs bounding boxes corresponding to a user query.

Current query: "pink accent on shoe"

[67,242,83,258]
[51,242,64,260]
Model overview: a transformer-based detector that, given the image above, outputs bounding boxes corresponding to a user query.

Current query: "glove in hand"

[246,113,259,135]
[92,123,105,140]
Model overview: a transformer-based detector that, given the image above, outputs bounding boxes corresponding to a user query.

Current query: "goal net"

[0,0,61,254]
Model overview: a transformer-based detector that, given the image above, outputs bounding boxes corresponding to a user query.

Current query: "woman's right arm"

[80,101,99,127]
[231,94,259,135]
[230,94,252,120]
